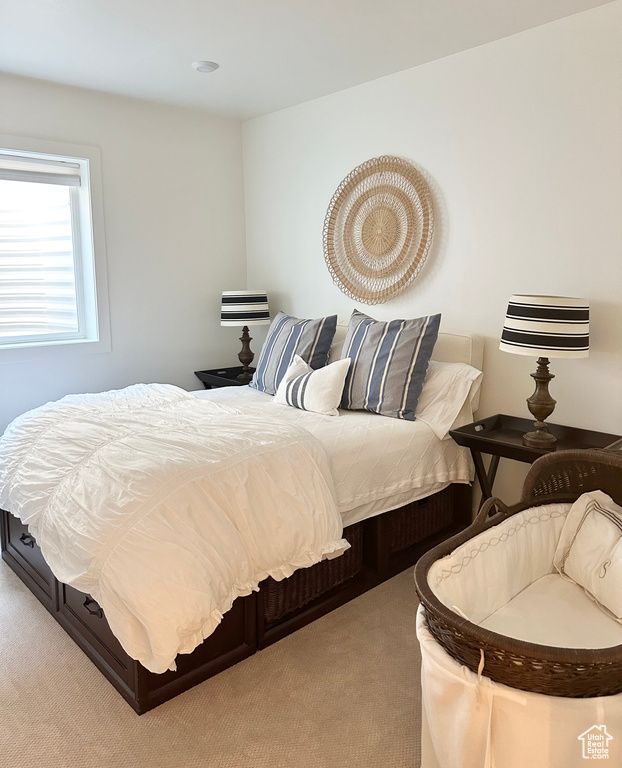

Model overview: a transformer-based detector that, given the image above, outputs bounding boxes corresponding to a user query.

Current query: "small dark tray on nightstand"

[450,414,622,464]
[194,366,256,389]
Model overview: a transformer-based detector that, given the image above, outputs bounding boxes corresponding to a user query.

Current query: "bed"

[0,329,482,713]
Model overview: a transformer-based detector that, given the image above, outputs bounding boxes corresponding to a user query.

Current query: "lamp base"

[523,425,557,450]
[523,356,557,451]
[237,326,254,383]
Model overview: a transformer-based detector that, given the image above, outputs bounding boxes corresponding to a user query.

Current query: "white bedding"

[0,384,348,673]
[193,386,474,527]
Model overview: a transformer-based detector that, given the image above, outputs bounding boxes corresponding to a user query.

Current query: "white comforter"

[0,384,348,673]
[194,386,474,526]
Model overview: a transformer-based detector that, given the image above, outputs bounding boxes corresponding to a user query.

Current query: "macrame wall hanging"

[322,155,434,305]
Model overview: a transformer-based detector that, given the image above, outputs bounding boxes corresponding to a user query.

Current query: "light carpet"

[0,561,421,768]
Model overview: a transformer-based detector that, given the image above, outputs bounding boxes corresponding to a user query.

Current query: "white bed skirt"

[416,606,622,768]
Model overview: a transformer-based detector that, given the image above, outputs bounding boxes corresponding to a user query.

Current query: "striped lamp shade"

[220,291,270,327]
[500,295,589,358]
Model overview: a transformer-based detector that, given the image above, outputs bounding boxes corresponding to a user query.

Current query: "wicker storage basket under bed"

[414,449,622,698]
[263,488,457,626]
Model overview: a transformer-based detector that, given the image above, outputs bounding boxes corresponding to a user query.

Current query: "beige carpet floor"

[0,561,422,768]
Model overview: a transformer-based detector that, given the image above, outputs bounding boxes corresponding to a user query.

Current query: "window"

[0,137,109,357]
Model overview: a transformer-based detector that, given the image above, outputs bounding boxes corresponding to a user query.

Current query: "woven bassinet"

[414,449,622,698]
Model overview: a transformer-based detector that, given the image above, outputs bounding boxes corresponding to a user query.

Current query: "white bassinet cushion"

[428,503,571,625]
[479,573,622,648]
[553,490,622,622]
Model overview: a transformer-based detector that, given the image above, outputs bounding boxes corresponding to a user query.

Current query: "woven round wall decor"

[322,155,434,305]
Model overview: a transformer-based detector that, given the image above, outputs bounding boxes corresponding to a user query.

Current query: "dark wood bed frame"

[1,483,470,714]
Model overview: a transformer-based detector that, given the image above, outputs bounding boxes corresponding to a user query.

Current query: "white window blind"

[0,149,96,348]
[0,152,81,186]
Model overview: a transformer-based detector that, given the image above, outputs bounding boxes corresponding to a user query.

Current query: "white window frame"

[0,134,110,362]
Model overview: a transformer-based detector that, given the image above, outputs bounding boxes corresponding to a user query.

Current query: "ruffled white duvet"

[0,384,348,673]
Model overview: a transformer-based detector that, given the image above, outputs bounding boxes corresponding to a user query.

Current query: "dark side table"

[194,366,255,389]
[450,414,622,507]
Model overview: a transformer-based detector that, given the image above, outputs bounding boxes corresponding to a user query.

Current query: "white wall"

[243,3,622,501]
[0,73,246,432]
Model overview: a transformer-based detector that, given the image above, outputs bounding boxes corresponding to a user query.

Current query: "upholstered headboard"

[328,322,484,411]
[329,322,483,368]
[431,331,484,370]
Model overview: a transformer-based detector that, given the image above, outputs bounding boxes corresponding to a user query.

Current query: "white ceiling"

[0,0,612,120]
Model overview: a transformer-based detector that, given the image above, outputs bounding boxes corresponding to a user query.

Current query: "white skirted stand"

[417,606,622,768]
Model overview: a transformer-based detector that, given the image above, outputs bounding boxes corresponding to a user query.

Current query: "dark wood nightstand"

[194,366,256,389]
[450,414,622,507]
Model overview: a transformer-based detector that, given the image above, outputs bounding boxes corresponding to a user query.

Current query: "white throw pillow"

[553,490,622,622]
[274,355,350,416]
[415,361,483,440]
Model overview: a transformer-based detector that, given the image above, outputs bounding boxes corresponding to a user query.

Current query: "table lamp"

[499,294,589,449]
[220,291,270,383]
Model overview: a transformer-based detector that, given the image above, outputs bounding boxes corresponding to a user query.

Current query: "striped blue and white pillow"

[340,309,441,421]
[274,355,351,416]
[250,312,338,395]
